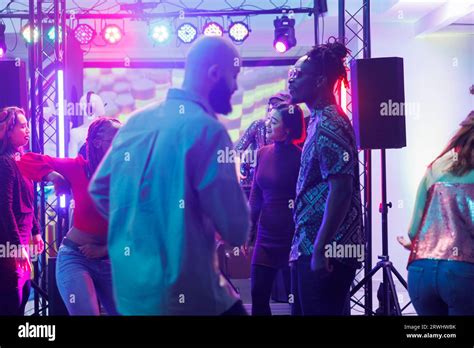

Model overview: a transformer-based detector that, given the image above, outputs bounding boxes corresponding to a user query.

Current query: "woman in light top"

[399,107,474,315]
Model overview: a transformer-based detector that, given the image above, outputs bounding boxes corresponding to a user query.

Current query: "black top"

[249,141,301,268]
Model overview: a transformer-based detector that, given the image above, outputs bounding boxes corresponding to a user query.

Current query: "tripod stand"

[350,149,410,315]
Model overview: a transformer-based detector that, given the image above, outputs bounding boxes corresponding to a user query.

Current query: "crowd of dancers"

[0,36,473,316]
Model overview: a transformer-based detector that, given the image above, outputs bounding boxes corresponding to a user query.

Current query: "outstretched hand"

[397,236,412,250]
[46,171,71,195]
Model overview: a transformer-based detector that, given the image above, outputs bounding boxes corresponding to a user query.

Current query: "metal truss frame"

[27,0,67,316]
[1,0,375,316]
[338,0,373,315]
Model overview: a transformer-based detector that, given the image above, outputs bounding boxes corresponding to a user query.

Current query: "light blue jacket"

[89,89,250,315]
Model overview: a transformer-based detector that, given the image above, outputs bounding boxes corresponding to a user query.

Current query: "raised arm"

[235,120,260,152]
[18,153,71,194]
[407,170,430,241]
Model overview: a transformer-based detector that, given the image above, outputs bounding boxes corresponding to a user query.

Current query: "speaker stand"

[350,149,410,315]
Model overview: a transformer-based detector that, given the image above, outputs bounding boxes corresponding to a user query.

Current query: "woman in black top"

[235,93,291,188]
[0,106,44,315]
[246,103,305,315]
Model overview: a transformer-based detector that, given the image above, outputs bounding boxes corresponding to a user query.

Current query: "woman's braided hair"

[305,36,350,91]
[85,117,121,177]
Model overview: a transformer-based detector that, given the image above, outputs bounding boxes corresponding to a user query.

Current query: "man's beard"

[209,78,233,115]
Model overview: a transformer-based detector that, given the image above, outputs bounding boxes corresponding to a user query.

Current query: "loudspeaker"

[0,60,28,113]
[350,57,407,150]
[47,257,69,316]
[315,0,328,14]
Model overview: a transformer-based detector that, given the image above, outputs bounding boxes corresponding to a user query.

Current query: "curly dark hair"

[304,36,350,91]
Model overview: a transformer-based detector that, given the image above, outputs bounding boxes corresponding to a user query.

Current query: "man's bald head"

[183,37,241,115]
[185,36,240,78]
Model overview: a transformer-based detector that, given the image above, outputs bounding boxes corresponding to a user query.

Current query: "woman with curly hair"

[399,102,474,315]
[0,106,44,315]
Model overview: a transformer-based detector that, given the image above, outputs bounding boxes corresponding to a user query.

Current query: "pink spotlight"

[203,22,223,37]
[102,24,123,44]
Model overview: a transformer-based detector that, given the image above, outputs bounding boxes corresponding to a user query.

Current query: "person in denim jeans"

[18,117,122,315]
[56,243,117,315]
[399,108,474,315]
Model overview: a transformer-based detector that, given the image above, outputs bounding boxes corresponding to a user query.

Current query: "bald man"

[89,37,250,315]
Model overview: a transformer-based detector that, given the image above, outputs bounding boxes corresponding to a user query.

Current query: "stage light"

[274,41,288,53]
[177,23,197,44]
[0,22,6,58]
[47,25,63,42]
[150,24,170,44]
[228,22,249,43]
[21,24,39,43]
[203,22,223,37]
[273,16,296,53]
[74,23,95,45]
[102,24,123,44]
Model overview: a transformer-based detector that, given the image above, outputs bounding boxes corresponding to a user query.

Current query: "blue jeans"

[408,259,474,316]
[56,244,118,315]
[290,255,355,316]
